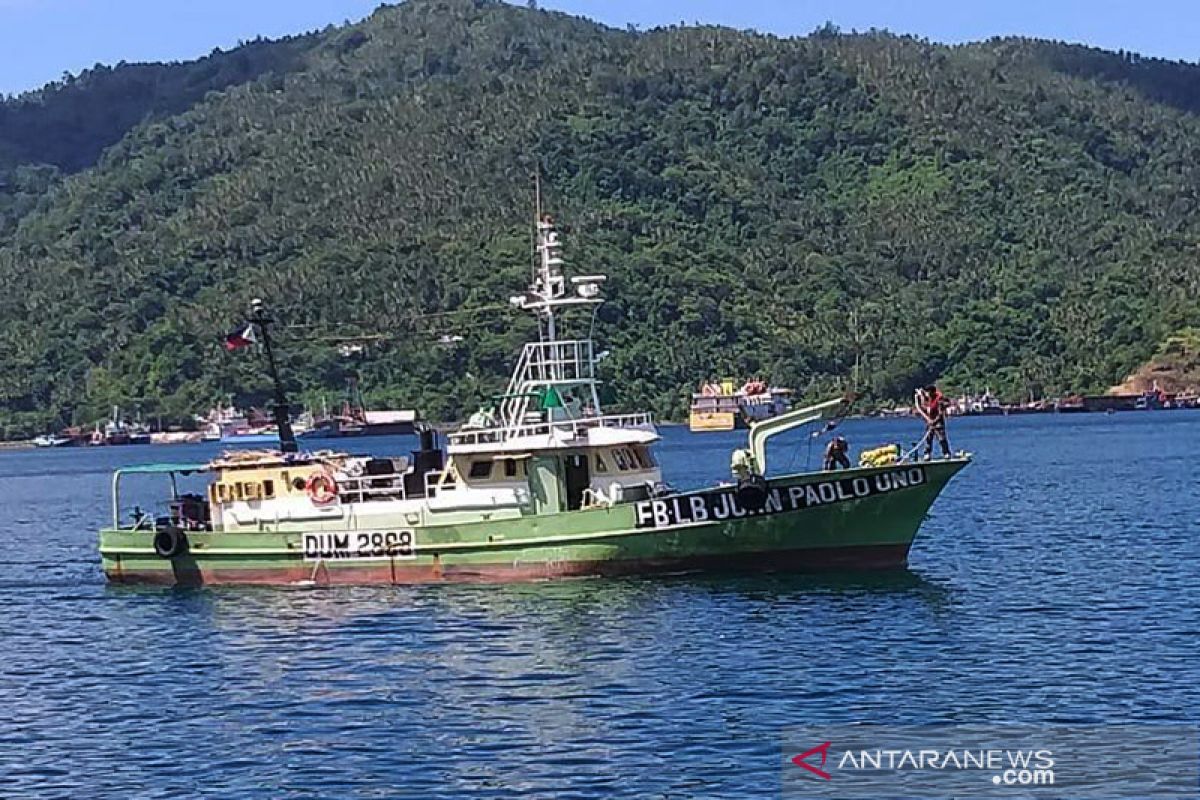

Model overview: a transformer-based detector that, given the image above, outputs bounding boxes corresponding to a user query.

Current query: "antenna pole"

[534,166,542,222]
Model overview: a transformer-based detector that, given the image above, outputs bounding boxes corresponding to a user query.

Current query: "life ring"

[153,528,189,559]
[306,472,339,505]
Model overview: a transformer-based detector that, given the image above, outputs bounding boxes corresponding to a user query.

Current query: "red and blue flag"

[223,323,257,352]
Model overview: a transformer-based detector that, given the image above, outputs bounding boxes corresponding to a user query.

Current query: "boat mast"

[250,298,298,454]
[533,171,558,350]
[504,180,607,428]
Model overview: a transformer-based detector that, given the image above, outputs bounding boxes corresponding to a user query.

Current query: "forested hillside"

[1,0,1199,436]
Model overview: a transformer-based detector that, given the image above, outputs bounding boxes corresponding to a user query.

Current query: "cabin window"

[594,453,609,473]
[469,460,493,480]
[639,447,657,468]
[216,484,228,503]
[502,459,517,478]
[262,479,275,499]
[242,482,261,501]
[613,449,629,471]
[630,446,654,469]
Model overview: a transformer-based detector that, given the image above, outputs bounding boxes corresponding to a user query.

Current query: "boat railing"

[448,411,654,447]
[500,339,597,424]
[424,470,459,499]
[507,339,595,386]
[335,474,408,503]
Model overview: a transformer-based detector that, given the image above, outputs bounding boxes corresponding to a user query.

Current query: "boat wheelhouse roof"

[363,410,416,424]
[448,412,657,454]
[117,462,211,475]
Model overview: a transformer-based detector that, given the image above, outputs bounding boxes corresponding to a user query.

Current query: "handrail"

[500,339,599,428]
[448,411,655,447]
[334,474,408,503]
[748,396,848,474]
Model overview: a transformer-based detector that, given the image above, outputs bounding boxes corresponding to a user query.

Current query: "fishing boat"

[689,379,793,432]
[89,407,152,446]
[950,390,1005,416]
[98,211,969,586]
[196,401,252,441]
[197,401,309,444]
[298,379,417,439]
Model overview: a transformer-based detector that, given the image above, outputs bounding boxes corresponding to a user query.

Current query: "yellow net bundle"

[859,444,900,467]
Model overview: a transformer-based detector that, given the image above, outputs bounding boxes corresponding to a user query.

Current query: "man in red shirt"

[916,384,952,460]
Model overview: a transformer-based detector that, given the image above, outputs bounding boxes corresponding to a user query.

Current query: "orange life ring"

[306,472,338,505]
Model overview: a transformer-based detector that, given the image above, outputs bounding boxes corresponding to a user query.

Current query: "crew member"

[823,436,850,470]
[917,383,952,460]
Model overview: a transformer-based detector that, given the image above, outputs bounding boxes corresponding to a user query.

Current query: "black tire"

[153,528,189,559]
[735,474,769,511]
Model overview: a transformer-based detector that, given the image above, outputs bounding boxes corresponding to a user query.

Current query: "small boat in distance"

[33,433,75,448]
[299,379,416,439]
[949,390,1005,416]
[689,378,793,432]
[98,206,969,587]
[89,407,152,446]
[197,401,310,444]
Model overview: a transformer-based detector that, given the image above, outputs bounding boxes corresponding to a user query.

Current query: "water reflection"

[4,414,1200,797]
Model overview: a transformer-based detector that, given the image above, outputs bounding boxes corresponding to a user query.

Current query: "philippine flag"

[223,323,258,352]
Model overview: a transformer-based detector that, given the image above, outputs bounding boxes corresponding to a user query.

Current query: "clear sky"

[2,0,1197,97]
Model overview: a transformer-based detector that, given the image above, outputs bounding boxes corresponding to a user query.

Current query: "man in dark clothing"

[823,436,851,470]
[917,384,952,460]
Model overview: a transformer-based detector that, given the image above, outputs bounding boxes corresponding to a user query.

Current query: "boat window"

[469,460,493,480]
[216,484,228,503]
[613,449,629,471]
[262,479,275,499]
[594,453,608,473]
[638,447,657,468]
[234,483,244,501]
[503,459,517,478]
[629,446,654,469]
[628,447,645,469]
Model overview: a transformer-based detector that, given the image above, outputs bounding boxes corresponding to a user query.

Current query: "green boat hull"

[99,459,968,586]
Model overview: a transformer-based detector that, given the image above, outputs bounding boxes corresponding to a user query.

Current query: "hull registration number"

[302,530,415,561]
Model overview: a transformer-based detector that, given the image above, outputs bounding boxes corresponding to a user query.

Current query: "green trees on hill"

[0,0,1198,437]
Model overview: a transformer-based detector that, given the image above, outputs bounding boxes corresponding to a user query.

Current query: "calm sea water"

[1,413,1198,798]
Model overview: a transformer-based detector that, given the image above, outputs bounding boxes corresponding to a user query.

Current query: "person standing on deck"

[823,436,851,470]
[916,384,952,460]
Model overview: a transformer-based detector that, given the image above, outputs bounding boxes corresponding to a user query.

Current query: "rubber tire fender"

[153,528,189,559]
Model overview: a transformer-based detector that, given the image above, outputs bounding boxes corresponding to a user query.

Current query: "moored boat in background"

[89,407,152,446]
[299,379,416,439]
[33,433,75,448]
[950,390,1004,416]
[689,378,793,432]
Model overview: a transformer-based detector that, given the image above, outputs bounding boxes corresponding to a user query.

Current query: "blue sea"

[1,412,1197,798]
